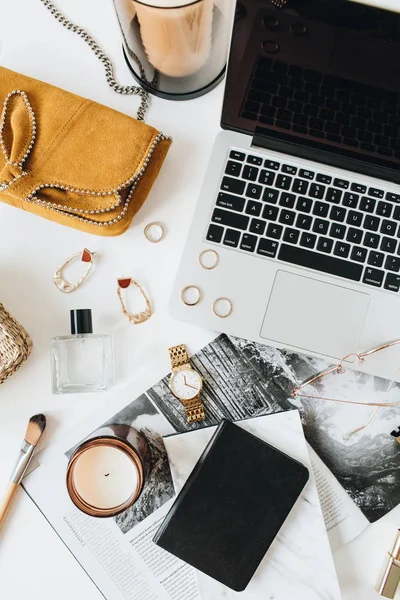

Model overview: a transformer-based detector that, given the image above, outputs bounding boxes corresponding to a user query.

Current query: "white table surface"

[0,1,399,599]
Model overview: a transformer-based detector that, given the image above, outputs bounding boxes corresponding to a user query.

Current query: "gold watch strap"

[169,344,190,369]
[183,397,206,424]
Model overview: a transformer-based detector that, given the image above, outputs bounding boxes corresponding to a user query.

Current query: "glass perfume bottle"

[51,309,115,394]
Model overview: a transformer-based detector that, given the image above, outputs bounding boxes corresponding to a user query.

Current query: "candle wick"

[104,473,110,477]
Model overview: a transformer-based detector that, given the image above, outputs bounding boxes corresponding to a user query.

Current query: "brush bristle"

[25,414,46,446]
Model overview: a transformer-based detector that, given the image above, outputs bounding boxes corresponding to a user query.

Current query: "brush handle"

[0,482,19,528]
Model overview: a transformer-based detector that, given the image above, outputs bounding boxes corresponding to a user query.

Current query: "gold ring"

[198,249,219,270]
[181,285,201,306]
[212,297,233,318]
[144,222,165,243]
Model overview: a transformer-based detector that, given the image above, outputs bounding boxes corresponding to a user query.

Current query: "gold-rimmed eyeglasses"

[291,339,400,439]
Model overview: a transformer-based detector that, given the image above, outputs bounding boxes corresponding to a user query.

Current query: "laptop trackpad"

[261,271,370,359]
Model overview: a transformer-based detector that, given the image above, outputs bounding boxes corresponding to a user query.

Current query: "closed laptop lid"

[222,0,400,182]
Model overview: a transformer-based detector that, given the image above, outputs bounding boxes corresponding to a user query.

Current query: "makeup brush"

[0,414,46,528]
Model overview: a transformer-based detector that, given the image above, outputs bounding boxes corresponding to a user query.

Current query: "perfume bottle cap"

[70,309,93,335]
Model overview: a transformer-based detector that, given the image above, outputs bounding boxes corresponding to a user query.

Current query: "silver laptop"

[170,0,400,379]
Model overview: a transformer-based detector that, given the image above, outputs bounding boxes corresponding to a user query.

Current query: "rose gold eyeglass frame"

[291,339,400,439]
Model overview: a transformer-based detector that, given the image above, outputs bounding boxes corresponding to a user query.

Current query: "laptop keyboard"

[206,150,400,292]
[242,56,400,160]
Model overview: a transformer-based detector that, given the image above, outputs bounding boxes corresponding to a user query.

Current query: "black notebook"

[153,419,309,592]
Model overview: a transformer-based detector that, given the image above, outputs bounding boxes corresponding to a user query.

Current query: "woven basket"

[0,304,32,384]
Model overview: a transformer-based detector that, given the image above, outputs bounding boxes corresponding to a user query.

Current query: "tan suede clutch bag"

[0,67,171,236]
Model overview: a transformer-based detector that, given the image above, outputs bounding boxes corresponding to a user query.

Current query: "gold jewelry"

[168,344,205,424]
[53,248,96,293]
[181,285,201,306]
[144,222,165,243]
[117,278,152,324]
[198,249,219,270]
[212,297,233,318]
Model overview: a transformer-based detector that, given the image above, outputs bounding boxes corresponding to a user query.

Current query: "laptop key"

[309,183,325,199]
[229,150,245,161]
[246,183,262,199]
[316,174,332,184]
[276,174,292,190]
[292,179,309,194]
[206,224,224,243]
[249,218,266,235]
[240,234,258,252]
[359,197,376,213]
[300,232,317,249]
[263,188,279,203]
[364,232,380,248]
[385,255,400,272]
[264,159,280,170]
[247,155,263,166]
[225,161,242,177]
[216,193,246,212]
[334,242,350,258]
[257,238,279,258]
[368,251,384,268]
[279,192,296,208]
[350,246,367,263]
[368,187,384,199]
[283,228,300,244]
[381,219,397,236]
[245,200,262,216]
[330,223,346,239]
[347,227,363,244]
[363,267,384,287]
[333,178,349,189]
[266,223,283,240]
[296,214,312,230]
[259,170,276,185]
[326,188,342,203]
[394,206,400,221]
[387,192,400,203]
[242,165,259,181]
[384,273,400,292]
[221,177,246,195]
[317,237,334,253]
[212,208,249,230]
[279,210,296,226]
[279,243,362,281]
[376,201,393,218]
[347,210,363,227]
[296,197,312,213]
[351,183,367,193]
[223,229,241,247]
[313,219,329,235]
[381,237,397,253]
[299,169,314,180]
[313,201,329,218]
[364,215,380,231]
[343,192,359,208]
[282,164,297,175]
[263,205,279,220]
[330,206,346,222]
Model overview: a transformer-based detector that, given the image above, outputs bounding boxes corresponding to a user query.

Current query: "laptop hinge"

[251,127,400,185]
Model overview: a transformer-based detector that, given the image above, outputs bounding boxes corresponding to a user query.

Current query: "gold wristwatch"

[168,344,205,424]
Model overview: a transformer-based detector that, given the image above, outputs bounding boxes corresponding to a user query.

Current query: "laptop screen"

[222,0,400,178]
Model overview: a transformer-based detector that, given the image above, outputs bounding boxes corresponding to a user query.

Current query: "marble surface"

[163,411,342,600]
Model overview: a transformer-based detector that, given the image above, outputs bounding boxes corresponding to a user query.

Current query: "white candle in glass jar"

[72,444,141,510]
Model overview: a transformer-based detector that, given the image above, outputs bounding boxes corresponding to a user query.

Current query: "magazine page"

[307,446,369,550]
[24,392,201,600]
[23,331,398,600]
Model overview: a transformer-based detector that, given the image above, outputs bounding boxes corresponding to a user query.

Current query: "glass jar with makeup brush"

[113,0,236,99]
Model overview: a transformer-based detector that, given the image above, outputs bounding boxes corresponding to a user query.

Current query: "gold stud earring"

[117,278,152,324]
[53,249,96,293]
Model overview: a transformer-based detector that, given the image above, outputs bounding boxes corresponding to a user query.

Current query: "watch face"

[170,369,202,401]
